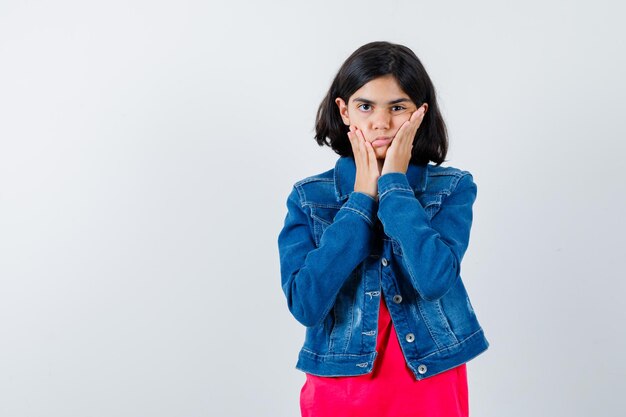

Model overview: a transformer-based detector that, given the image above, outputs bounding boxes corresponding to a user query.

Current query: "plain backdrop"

[1,1,625,416]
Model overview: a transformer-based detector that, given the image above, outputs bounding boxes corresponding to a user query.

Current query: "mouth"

[371,136,393,148]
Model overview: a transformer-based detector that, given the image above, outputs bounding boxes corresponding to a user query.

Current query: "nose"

[372,110,390,130]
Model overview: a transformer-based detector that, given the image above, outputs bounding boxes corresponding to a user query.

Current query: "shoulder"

[425,163,475,196]
[293,167,334,187]
[288,167,336,206]
[427,163,472,178]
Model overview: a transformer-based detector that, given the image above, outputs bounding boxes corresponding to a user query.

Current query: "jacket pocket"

[416,193,443,219]
[417,297,459,348]
[310,205,341,246]
[439,278,481,340]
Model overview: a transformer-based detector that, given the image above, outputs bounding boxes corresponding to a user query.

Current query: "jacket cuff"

[377,172,414,200]
[341,191,379,226]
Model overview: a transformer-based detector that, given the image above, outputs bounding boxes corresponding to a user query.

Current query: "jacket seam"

[379,185,413,201]
[340,206,374,227]
[415,328,485,360]
[300,327,484,361]
[301,348,373,359]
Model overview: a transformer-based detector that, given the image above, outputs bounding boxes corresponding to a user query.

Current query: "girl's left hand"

[381,104,428,176]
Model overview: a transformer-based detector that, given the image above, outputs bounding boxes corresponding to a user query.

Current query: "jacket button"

[418,364,427,374]
[393,295,402,304]
[381,257,388,266]
[405,333,415,343]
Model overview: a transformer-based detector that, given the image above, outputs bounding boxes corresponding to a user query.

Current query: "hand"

[381,104,428,176]
[347,125,380,200]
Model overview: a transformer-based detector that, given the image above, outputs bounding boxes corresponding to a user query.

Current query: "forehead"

[349,75,410,101]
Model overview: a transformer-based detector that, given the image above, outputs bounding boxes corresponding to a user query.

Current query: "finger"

[410,105,427,126]
[355,125,366,142]
[400,107,426,145]
[347,125,356,150]
[363,139,378,172]
[350,127,369,172]
[394,119,412,145]
[348,125,361,156]
[347,130,356,158]
[358,127,377,170]
[355,126,367,156]
[404,117,419,151]
[353,126,367,167]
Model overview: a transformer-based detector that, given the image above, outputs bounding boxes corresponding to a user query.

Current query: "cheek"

[395,114,412,125]
[349,113,366,126]
[349,117,367,131]
[391,114,412,132]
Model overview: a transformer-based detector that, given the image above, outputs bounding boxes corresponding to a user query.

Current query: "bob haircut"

[315,41,448,165]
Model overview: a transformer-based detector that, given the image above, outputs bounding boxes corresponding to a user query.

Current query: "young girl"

[277,41,489,417]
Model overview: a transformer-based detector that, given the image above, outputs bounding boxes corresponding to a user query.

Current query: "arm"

[277,186,377,327]
[376,171,477,301]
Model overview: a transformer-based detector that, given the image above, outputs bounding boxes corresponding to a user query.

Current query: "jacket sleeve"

[376,171,477,301]
[277,185,378,327]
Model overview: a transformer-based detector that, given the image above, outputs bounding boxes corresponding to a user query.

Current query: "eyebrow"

[352,97,412,105]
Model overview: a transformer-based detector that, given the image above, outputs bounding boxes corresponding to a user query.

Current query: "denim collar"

[334,156,429,201]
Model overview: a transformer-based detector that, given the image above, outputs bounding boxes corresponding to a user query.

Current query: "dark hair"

[315,41,448,165]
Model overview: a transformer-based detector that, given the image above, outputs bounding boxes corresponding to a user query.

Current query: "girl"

[277,41,489,417]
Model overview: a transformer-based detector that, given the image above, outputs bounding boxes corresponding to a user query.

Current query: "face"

[335,74,426,160]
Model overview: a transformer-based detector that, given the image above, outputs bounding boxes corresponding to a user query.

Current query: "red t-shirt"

[300,296,469,417]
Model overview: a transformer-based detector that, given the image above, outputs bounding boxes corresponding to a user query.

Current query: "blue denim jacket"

[277,155,489,380]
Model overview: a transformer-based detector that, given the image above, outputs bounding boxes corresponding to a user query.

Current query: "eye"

[357,104,371,111]
[391,105,407,111]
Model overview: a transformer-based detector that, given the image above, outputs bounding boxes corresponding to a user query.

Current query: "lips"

[371,136,393,148]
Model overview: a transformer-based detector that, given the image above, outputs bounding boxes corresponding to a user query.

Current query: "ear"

[335,97,351,126]
[422,102,429,114]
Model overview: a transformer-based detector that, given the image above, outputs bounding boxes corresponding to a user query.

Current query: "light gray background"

[1,1,624,416]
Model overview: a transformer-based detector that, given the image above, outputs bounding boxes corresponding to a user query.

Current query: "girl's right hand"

[347,125,380,201]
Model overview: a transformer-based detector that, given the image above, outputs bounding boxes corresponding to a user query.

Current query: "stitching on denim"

[434,172,471,206]
[448,174,462,195]
[365,291,380,300]
[333,162,342,199]
[453,172,472,193]
[294,176,334,187]
[343,283,356,354]
[311,214,331,226]
[435,299,459,344]
[341,206,373,226]
[419,193,443,207]
[429,171,463,178]
[415,328,485,360]
[300,348,375,359]
[328,304,337,351]
[356,362,369,367]
[417,298,444,350]
[362,330,376,336]
[294,185,318,240]
[294,184,306,206]
[309,202,343,209]
[379,186,413,201]
[427,166,469,178]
